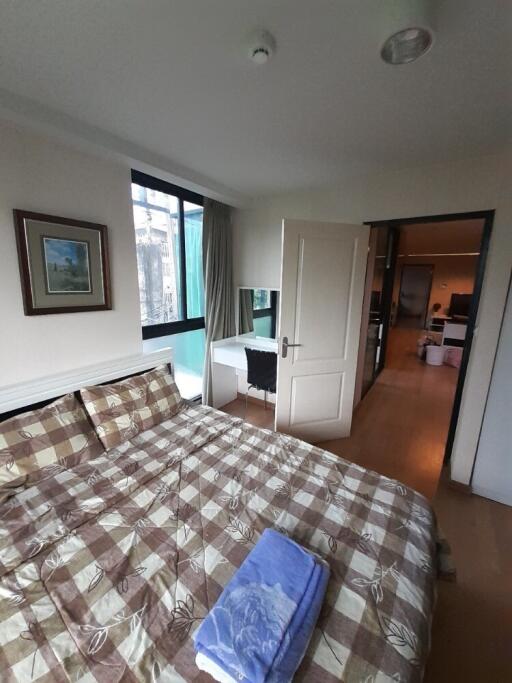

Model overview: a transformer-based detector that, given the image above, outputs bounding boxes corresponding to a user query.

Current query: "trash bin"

[426,345,445,366]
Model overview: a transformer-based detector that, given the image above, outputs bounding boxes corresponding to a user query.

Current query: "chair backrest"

[244,348,277,394]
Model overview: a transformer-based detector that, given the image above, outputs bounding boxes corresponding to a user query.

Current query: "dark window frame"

[131,170,205,340]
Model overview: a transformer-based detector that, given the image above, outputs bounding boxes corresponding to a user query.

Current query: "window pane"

[184,201,204,318]
[253,288,271,310]
[146,187,171,209]
[254,315,272,338]
[131,184,144,201]
[171,327,205,399]
[143,329,205,400]
[132,183,183,326]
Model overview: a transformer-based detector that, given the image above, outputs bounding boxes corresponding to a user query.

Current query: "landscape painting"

[43,237,92,294]
[14,209,111,315]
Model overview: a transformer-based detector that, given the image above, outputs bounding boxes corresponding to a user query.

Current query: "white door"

[275,219,370,441]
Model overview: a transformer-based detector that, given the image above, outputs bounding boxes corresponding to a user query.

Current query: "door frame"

[371,224,399,378]
[354,224,398,403]
[364,210,495,463]
[396,263,434,329]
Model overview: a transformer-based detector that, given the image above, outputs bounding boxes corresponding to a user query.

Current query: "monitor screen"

[449,293,472,318]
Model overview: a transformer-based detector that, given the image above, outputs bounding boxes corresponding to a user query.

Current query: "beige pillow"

[0,393,104,489]
[80,365,182,450]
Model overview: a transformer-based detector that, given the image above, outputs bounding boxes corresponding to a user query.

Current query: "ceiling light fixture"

[380,0,434,65]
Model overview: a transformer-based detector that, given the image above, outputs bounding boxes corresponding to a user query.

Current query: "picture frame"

[13,209,112,315]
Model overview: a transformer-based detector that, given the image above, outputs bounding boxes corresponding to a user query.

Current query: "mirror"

[238,288,280,340]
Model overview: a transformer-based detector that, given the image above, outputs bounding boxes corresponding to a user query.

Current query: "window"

[131,171,204,333]
[131,170,205,400]
[253,288,271,310]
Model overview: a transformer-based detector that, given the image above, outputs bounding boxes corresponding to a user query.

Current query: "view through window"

[131,171,205,400]
[253,288,271,310]
[252,288,275,338]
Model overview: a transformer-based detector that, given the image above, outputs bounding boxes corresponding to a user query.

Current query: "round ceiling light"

[379,0,434,65]
[381,26,433,64]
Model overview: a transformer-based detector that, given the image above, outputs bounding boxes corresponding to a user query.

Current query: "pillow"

[80,364,182,450]
[0,393,104,490]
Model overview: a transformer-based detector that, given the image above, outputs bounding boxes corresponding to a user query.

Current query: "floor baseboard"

[447,479,472,495]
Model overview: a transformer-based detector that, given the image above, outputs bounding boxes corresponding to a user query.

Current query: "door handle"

[282,336,302,358]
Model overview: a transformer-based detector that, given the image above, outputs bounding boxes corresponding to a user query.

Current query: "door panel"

[293,236,354,362]
[290,372,344,425]
[276,219,369,441]
[397,264,433,329]
[359,225,397,398]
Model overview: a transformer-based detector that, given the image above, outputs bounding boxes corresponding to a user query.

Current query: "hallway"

[318,326,459,499]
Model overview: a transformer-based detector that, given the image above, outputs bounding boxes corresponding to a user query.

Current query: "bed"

[0,364,444,683]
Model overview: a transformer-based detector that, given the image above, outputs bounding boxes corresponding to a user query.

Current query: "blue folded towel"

[194,528,330,683]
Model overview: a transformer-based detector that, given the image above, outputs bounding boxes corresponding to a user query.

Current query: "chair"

[244,347,277,412]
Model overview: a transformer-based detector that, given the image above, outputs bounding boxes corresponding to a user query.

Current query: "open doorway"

[347,211,493,497]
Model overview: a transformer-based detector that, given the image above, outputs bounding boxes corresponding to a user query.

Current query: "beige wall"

[472,275,512,505]
[233,149,512,486]
[0,120,142,386]
[393,255,479,318]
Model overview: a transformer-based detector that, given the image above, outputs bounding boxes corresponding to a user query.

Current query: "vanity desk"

[211,287,280,409]
[211,334,278,408]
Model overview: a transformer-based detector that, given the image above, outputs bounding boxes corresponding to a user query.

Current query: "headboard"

[0,348,173,420]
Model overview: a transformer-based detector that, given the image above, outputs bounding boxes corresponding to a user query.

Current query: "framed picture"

[13,209,112,315]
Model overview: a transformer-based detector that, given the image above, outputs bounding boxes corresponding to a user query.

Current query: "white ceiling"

[0,1,510,198]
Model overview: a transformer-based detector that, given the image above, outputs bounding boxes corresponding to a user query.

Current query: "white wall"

[472,276,512,506]
[233,150,512,486]
[0,120,142,386]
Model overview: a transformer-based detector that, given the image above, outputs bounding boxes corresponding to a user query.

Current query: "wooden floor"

[319,327,458,499]
[220,327,512,682]
[426,473,512,683]
[217,395,276,429]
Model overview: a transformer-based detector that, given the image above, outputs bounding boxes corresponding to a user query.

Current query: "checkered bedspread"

[0,404,440,682]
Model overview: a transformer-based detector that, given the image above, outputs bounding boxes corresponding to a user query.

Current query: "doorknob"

[281,336,302,358]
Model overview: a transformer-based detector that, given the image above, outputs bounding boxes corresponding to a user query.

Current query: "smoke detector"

[247,30,276,65]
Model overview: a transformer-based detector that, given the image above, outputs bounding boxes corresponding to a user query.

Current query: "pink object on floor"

[444,347,463,369]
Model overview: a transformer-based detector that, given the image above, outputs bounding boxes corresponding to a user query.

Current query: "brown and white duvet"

[0,404,441,682]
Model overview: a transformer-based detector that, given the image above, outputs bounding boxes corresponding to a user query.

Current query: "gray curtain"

[202,198,236,405]
[239,289,254,334]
